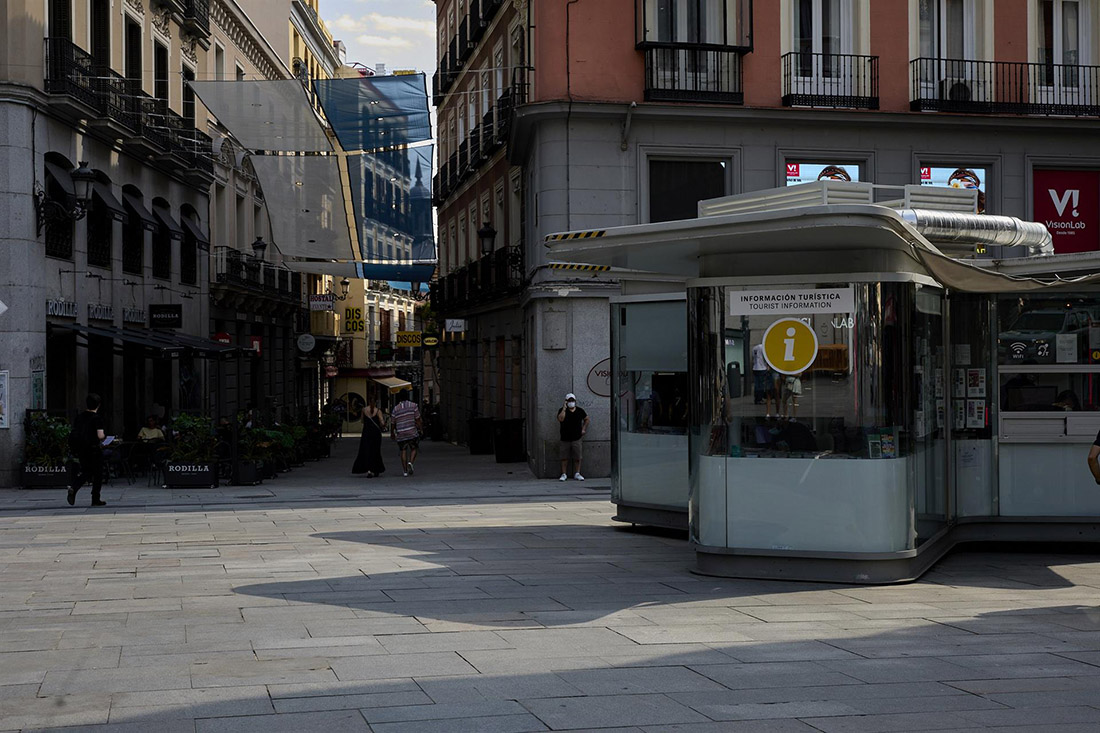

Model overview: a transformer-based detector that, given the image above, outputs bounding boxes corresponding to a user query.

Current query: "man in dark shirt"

[69,394,107,507]
[1089,430,1100,485]
[557,392,589,481]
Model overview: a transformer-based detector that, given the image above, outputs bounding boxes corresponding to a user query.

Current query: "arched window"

[87,171,125,269]
[151,197,182,280]
[42,152,76,260]
[122,185,155,274]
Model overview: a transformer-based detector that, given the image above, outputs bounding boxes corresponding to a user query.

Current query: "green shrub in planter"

[164,415,217,488]
[22,412,73,488]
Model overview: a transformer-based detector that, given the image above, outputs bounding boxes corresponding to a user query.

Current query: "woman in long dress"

[351,398,386,477]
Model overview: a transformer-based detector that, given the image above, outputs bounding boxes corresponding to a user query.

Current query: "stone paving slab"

[2,438,1100,730]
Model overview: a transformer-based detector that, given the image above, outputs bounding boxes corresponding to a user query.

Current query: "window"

[648,159,728,223]
[919,0,979,61]
[152,221,172,279]
[1038,0,1089,88]
[154,42,169,102]
[235,64,246,81]
[86,196,113,268]
[794,0,854,76]
[182,66,196,125]
[785,161,860,185]
[125,19,142,88]
[122,187,146,274]
[637,0,751,47]
[90,0,110,68]
[49,0,72,41]
[214,44,226,80]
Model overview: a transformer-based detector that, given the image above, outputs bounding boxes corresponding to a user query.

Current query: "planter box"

[164,462,218,488]
[234,461,261,486]
[21,463,71,489]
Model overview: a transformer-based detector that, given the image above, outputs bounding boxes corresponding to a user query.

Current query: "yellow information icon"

[762,318,819,375]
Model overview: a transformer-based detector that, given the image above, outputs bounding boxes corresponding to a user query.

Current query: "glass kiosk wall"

[611,298,689,527]
[997,293,1100,515]
[689,282,952,556]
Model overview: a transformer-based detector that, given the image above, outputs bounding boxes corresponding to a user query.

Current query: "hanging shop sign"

[729,287,854,316]
[445,318,466,333]
[149,304,183,328]
[87,303,114,322]
[123,308,146,325]
[309,294,336,312]
[422,336,440,348]
[213,332,232,344]
[297,334,317,352]
[46,299,77,318]
[396,331,422,348]
[1033,169,1100,254]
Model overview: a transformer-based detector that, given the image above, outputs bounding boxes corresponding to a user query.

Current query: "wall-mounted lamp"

[331,277,351,301]
[34,161,95,235]
[478,222,497,256]
[251,235,268,260]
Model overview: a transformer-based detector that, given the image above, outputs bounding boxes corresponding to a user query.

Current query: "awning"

[92,181,127,222]
[44,161,77,206]
[284,260,436,283]
[181,216,211,249]
[372,376,412,393]
[123,192,159,231]
[188,79,332,152]
[153,203,184,239]
[49,322,243,359]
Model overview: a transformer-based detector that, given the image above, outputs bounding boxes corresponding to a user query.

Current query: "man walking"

[558,392,589,481]
[68,394,107,507]
[391,395,422,476]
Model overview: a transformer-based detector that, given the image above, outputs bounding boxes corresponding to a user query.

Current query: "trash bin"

[467,417,495,454]
[492,418,526,463]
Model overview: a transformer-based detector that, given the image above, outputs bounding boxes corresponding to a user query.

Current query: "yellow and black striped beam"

[548,263,611,272]
[545,230,607,242]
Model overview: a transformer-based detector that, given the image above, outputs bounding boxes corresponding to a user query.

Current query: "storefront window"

[998,293,1100,412]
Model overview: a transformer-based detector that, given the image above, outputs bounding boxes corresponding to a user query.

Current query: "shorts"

[397,437,419,450]
[559,440,583,460]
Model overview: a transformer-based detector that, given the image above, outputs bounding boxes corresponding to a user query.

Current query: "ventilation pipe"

[898,210,1053,257]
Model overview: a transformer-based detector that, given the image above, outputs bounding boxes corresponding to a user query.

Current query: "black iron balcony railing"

[911,57,1100,116]
[44,38,99,109]
[782,52,879,109]
[482,0,503,25]
[435,244,524,312]
[212,247,299,300]
[644,45,744,104]
[183,0,210,36]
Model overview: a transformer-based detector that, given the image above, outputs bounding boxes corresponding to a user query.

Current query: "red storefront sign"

[1033,169,1100,254]
[213,332,232,344]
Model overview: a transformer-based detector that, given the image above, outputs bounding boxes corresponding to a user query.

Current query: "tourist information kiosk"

[551,181,1100,583]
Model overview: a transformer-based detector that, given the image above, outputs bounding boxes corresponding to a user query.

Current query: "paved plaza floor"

[1,437,1100,731]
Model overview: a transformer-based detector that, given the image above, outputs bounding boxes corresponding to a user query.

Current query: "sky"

[321,0,438,75]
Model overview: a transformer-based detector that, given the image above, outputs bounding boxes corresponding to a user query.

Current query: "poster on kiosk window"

[785,163,860,186]
[920,166,987,213]
[1033,169,1100,254]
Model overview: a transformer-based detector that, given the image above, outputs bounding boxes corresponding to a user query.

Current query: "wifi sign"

[1009,342,1028,359]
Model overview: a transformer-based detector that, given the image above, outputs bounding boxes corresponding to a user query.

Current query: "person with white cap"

[557,392,589,481]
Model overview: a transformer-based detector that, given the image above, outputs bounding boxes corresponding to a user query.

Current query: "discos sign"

[1033,170,1100,254]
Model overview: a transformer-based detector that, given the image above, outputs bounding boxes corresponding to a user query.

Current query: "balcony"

[643,45,744,104]
[211,246,300,304]
[434,245,524,313]
[44,38,108,116]
[782,52,879,109]
[182,0,210,37]
[432,85,523,204]
[911,58,1100,117]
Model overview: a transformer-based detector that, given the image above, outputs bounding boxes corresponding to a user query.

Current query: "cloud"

[331,12,434,37]
[355,34,414,48]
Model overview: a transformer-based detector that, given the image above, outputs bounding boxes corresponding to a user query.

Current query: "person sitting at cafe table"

[138,415,166,441]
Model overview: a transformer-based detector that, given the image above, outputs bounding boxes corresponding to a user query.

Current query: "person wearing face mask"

[557,392,589,481]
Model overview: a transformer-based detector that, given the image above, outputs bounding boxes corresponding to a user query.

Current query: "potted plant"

[21,412,72,489]
[164,414,218,488]
[235,423,264,486]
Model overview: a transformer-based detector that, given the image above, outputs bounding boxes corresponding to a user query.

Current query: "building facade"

[432,0,1100,477]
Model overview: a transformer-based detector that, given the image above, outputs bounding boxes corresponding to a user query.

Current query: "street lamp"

[478,222,497,256]
[340,277,351,300]
[251,235,268,260]
[34,160,95,235]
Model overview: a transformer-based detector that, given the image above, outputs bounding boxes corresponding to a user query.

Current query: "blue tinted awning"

[314,74,432,152]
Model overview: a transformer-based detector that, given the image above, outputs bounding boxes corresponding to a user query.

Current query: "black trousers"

[72,452,103,500]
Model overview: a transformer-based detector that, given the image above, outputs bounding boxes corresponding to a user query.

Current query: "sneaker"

[574,473,584,481]
[407,463,414,475]
[90,500,107,507]
[403,470,408,477]
[66,488,76,506]
[559,473,567,481]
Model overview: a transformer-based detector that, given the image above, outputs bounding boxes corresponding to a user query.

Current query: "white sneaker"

[574,473,584,481]
[559,473,567,481]
[407,463,414,475]
[403,469,408,477]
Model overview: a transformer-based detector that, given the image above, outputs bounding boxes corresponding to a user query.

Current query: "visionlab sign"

[1033,170,1100,254]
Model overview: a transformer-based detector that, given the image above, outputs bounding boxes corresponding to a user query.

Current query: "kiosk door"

[913,288,949,543]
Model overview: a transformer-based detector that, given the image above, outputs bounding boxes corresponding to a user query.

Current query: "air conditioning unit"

[939,78,974,102]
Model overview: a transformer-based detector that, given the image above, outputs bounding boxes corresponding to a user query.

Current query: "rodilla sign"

[1033,170,1100,254]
